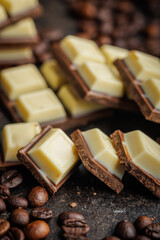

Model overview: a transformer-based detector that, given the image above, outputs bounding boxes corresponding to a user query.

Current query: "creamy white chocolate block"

[83,128,125,179]
[142,78,160,110]
[0,64,47,100]
[124,50,160,82]
[40,59,67,91]
[28,128,79,185]
[0,0,39,16]
[124,130,160,179]
[2,122,41,162]
[58,84,105,116]
[77,61,124,97]
[0,18,37,39]
[15,88,67,123]
[60,35,106,66]
[0,48,33,61]
[0,4,7,23]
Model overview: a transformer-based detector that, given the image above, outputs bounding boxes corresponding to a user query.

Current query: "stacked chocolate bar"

[0,0,43,67]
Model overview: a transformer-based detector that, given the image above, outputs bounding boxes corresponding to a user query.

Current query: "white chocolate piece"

[2,122,41,162]
[15,88,67,123]
[78,61,124,97]
[0,4,7,22]
[60,35,106,66]
[142,78,160,109]
[125,50,160,81]
[0,0,39,16]
[28,128,79,185]
[124,130,160,179]
[83,128,125,180]
[0,64,47,100]
[58,84,105,116]
[0,48,33,61]
[40,59,67,91]
[0,18,37,39]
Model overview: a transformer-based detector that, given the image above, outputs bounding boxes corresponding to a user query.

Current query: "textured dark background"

[0,0,160,239]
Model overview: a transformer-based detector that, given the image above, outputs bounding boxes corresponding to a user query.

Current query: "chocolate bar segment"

[111,130,160,198]
[53,41,138,112]
[114,56,160,123]
[71,129,124,193]
[17,125,79,195]
[0,4,8,24]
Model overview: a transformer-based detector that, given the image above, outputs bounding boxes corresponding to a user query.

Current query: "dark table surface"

[0,1,160,239]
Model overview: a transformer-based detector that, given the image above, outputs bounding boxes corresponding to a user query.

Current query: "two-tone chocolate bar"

[114,50,160,123]
[53,35,138,112]
[111,129,160,198]
[17,125,79,194]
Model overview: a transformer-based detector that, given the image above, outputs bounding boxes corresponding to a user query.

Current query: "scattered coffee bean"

[10,208,29,227]
[0,170,23,189]
[8,227,25,240]
[58,211,85,226]
[0,185,10,200]
[115,220,136,240]
[0,199,6,213]
[144,223,160,240]
[134,216,153,233]
[134,236,151,240]
[28,186,48,207]
[7,196,28,210]
[24,220,50,240]
[0,219,10,237]
[102,237,121,240]
[30,207,53,221]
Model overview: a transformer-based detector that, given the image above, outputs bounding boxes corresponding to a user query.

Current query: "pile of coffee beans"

[101,216,160,240]
[0,169,53,240]
[58,211,90,239]
[65,0,160,56]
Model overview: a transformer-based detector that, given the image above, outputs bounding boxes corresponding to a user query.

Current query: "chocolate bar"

[52,36,138,113]
[111,130,160,198]
[71,128,125,193]
[0,47,35,68]
[0,2,43,30]
[114,50,160,123]
[17,125,79,194]
[0,64,113,130]
[0,122,42,168]
[0,18,39,46]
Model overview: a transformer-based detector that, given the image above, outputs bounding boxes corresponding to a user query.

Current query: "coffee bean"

[58,211,85,226]
[134,236,151,240]
[7,196,28,210]
[1,170,23,189]
[144,223,160,239]
[96,35,112,45]
[115,220,137,240]
[10,208,29,227]
[30,207,53,221]
[71,2,97,19]
[99,22,113,35]
[0,185,10,200]
[28,186,48,207]
[0,199,6,213]
[8,227,25,240]
[134,216,153,233]
[24,220,50,240]
[0,219,10,237]
[101,237,121,240]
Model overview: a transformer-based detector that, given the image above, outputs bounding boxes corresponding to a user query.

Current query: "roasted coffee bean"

[99,22,113,35]
[7,196,28,210]
[24,220,50,240]
[101,237,121,240]
[134,216,153,233]
[0,199,6,213]
[96,35,112,45]
[71,2,97,19]
[0,219,10,237]
[115,220,137,240]
[145,22,160,38]
[0,185,10,200]
[78,20,98,38]
[10,208,29,227]
[28,186,48,207]
[58,211,85,226]
[1,170,23,189]
[134,236,151,240]
[30,207,53,221]
[144,223,160,239]
[115,1,135,14]
[8,227,25,240]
